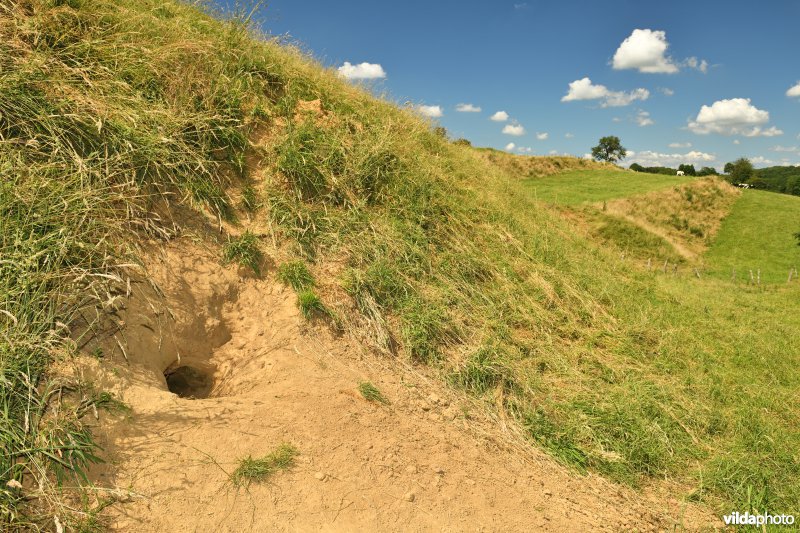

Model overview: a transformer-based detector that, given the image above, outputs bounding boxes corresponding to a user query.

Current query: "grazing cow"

[737,183,751,189]
[676,170,685,176]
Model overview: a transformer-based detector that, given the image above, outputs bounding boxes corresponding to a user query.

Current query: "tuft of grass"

[297,289,325,319]
[250,104,271,122]
[241,184,259,213]
[399,299,449,363]
[358,381,389,405]
[277,260,315,291]
[230,444,298,488]
[450,344,514,396]
[223,232,263,276]
[277,261,327,319]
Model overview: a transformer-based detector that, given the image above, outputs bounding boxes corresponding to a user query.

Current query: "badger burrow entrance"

[164,363,215,399]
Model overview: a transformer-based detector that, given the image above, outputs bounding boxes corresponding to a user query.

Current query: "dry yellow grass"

[477,149,615,178]
[602,178,740,260]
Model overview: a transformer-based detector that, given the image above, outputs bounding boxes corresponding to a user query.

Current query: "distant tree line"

[588,136,800,199]
[721,158,800,196]
[629,163,717,176]
[629,156,800,198]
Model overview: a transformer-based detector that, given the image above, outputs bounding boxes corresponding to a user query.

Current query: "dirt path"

[82,240,720,532]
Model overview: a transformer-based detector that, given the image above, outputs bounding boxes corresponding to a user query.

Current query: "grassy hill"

[1,0,799,529]
[522,168,693,205]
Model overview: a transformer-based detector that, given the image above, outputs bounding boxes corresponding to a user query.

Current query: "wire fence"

[618,253,799,285]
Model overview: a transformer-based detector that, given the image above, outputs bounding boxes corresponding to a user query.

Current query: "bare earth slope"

[78,240,717,532]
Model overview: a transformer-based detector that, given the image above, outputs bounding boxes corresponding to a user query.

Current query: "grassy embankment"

[1,0,799,528]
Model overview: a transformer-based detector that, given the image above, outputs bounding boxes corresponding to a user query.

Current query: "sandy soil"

[80,239,721,532]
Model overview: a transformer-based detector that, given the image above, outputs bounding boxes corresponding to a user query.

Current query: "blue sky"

[226,0,800,168]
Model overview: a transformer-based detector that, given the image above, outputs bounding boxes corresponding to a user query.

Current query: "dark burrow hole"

[164,365,214,399]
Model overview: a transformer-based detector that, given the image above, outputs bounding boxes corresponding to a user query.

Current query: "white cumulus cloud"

[750,156,776,166]
[612,29,679,74]
[536,132,549,140]
[668,142,692,149]
[660,87,675,96]
[685,57,708,73]
[456,103,481,113]
[787,82,800,98]
[337,61,386,80]
[750,155,800,167]
[565,133,575,139]
[561,77,649,107]
[769,145,799,152]
[613,29,708,75]
[561,77,609,101]
[688,98,783,137]
[502,123,526,136]
[605,88,650,107]
[627,150,716,167]
[417,105,443,118]
[490,111,509,122]
[505,142,516,151]
[636,110,654,127]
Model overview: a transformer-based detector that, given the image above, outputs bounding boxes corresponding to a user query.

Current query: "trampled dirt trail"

[81,240,720,532]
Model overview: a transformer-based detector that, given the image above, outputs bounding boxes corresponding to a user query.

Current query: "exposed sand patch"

[77,239,720,531]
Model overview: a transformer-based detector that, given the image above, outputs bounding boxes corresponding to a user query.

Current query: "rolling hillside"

[1,1,799,530]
